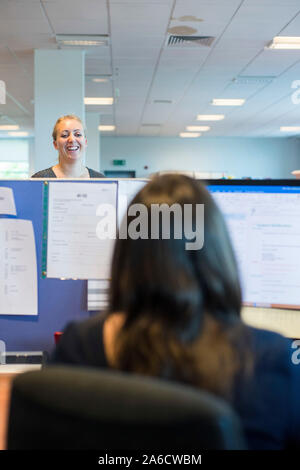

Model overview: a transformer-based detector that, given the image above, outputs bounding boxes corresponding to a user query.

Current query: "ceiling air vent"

[232,75,276,85]
[152,99,173,104]
[141,124,161,127]
[166,35,215,47]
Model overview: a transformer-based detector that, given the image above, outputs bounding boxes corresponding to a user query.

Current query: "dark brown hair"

[109,174,252,397]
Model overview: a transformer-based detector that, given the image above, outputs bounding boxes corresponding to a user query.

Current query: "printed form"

[0,219,37,315]
[47,182,117,279]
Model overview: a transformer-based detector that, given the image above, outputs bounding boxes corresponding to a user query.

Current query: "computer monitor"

[205,180,300,310]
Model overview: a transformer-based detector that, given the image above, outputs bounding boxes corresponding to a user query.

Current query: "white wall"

[34,50,85,172]
[101,136,300,179]
[85,113,101,171]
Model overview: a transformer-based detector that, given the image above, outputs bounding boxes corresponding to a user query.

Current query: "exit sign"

[113,159,126,166]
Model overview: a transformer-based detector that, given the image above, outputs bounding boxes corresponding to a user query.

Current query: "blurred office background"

[1,0,300,179]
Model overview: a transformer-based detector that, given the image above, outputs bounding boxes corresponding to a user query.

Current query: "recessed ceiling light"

[0,125,19,130]
[196,114,225,121]
[98,125,116,131]
[84,97,114,105]
[179,132,201,138]
[56,35,109,47]
[267,36,300,50]
[211,99,245,106]
[280,126,300,132]
[86,74,112,83]
[92,78,109,83]
[186,126,210,132]
[8,131,28,137]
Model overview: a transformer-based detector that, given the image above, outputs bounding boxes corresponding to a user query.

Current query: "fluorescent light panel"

[179,132,201,138]
[8,131,28,137]
[280,126,300,132]
[0,125,19,130]
[98,125,116,131]
[186,126,210,132]
[84,97,114,105]
[65,40,99,46]
[92,78,109,83]
[212,99,245,106]
[196,114,224,121]
[56,35,109,47]
[268,36,300,50]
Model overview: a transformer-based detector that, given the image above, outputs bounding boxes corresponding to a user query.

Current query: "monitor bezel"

[203,178,300,187]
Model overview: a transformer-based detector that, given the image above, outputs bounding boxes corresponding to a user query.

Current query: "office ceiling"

[1,0,300,138]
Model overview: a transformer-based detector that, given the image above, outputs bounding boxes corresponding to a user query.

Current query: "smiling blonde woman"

[32,114,104,178]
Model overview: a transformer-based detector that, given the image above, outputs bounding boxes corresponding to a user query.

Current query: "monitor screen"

[205,180,300,310]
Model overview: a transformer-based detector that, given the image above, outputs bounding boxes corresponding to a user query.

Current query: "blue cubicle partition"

[0,179,114,355]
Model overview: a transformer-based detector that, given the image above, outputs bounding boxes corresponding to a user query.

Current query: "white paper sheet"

[118,180,147,225]
[87,180,147,310]
[0,187,17,215]
[0,219,37,315]
[87,279,109,311]
[47,182,117,279]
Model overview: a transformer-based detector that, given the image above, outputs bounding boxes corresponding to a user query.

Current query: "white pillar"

[85,112,101,172]
[34,50,85,172]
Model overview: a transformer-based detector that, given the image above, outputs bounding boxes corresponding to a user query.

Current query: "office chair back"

[7,366,246,450]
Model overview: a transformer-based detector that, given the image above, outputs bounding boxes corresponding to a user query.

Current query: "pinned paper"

[0,219,37,315]
[118,180,147,225]
[0,187,17,215]
[87,180,147,311]
[87,279,109,311]
[46,182,117,279]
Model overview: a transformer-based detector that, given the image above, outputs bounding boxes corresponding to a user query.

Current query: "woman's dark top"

[31,167,105,178]
[50,313,300,450]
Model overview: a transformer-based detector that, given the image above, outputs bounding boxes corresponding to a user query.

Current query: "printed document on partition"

[0,219,37,315]
[86,180,147,311]
[47,182,117,279]
[0,187,17,215]
[87,279,110,311]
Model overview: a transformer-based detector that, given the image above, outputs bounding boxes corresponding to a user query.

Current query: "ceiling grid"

[1,0,300,137]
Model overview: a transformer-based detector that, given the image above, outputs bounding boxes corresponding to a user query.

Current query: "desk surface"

[242,306,300,338]
[0,364,42,374]
[0,364,42,450]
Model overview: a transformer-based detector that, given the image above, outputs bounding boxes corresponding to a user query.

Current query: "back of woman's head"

[109,174,250,393]
[110,174,241,338]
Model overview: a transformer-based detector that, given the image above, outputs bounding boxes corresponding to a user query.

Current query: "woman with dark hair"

[51,174,300,449]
